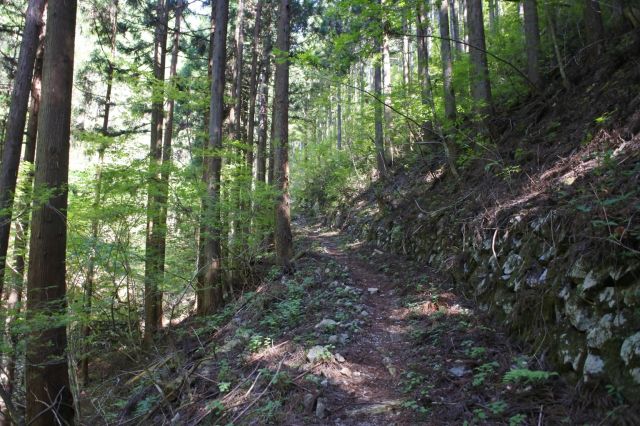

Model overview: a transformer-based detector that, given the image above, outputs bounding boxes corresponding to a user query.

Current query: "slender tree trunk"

[200,0,229,314]
[382,25,393,165]
[197,2,216,316]
[273,0,293,271]
[144,0,168,345]
[337,84,342,150]
[268,92,276,186]
[374,58,386,176]
[256,34,272,184]
[5,17,44,413]
[488,0,498,32]
[584,0,605,58]
[467,0,492,116]
[231,0,245,141]
[25,0,77,423]
[402,15,410,88]
[0,0,46,297]
[439,0,459,178]
[547,8,570,90]
[416,1,435,139]
[523,0,541,89]
[449,0,463,55]
[81,0,119,386]
[246,0,263,169]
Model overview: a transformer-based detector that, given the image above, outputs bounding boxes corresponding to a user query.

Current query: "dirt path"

[290,221,587,425]
[304,225,417,424]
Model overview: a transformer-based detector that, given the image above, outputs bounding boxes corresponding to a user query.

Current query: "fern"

[502,368,558,384]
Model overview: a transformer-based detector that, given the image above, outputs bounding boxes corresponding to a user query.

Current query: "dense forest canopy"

[0,0,638,423]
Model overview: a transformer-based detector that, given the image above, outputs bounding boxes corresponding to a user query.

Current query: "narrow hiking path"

[103,220,604,425]
[286,220,587,425]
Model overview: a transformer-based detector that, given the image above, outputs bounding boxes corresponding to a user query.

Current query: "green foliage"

[473,361,499,386]
[502,368,558,384]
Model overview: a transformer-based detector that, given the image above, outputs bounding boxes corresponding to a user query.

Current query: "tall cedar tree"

[82,0,119,385]
[0,0,46,296]
[467,0,492,116]
[200,0,229,314]
[25,0,77,423]
[246,0,263,168]
[273,0,293,271]
[144,0,169,345]
[523,0,541,89]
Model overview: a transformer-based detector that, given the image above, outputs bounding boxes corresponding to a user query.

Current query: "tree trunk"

[382,26,393,165]
[439,2,457,122]
[273,0,293,271]
[488,0,498,32]
[402,15,410,88]
[25,0,77,423]
[200,0,229,315]
[5,16,44,413]
[0,0,46,297]
[467,0,492,116]
[337,84,342,150]
[374,58,386,176]
[416,1,435,140]
[246,0,263,169]
[523,0,541,89]
[196,0,215,317]
[439,0,459,178]
[231,0,245,141]
[584,0,605,58]
[82,1,119,385]
[144,0,168,345]
[449,0,463,55]
[256,34,272,184]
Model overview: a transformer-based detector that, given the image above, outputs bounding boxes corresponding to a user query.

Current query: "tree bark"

[200,0,229,314]
[467,0,492,116]
[256,34,272,184]
[439,1,457,122]
[439,0,459,178]
[25,0,77,423]
[337,84,342,150]
[144,0,168,345]
[0,0,46,297]
[416,1,435,139]
[197,2,216,317]
[523,0,541,89]
[273,0,293,271]
[374,58,386,176]
[584,0,605,58]
[230,0,245,141]
[5,14,44,410]
[449,0,463,55]
[246,0,263,169]
[81,0,119,385]
[382,23,393,165]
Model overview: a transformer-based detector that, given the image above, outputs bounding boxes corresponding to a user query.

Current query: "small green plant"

[401,371,424,392]
[466,346,487,359]
[206,399,225,416]
[218,381,231,393]
[502,368,557,384]
[473,361,499,386]
[248,334,273,353]
[402,399,430,414]
[487,400,508,415]
[509,413,527,425]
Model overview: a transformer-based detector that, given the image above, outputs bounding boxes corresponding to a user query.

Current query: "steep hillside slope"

[328,34,640,404]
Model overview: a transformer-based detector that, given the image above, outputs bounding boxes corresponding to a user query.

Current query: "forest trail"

[284,221,586,425]
[300,222,419,424]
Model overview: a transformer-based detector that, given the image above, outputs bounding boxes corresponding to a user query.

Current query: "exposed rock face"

[331,199,640,402]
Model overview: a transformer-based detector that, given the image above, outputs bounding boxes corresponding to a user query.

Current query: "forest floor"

[100,219,624,425]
